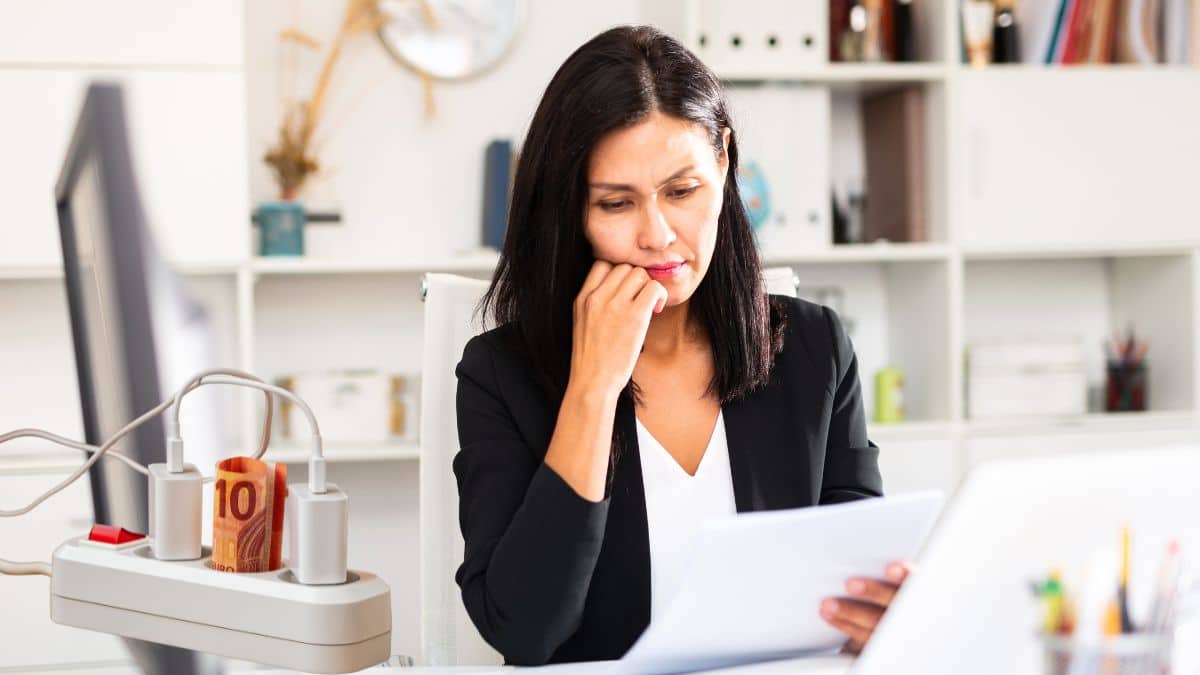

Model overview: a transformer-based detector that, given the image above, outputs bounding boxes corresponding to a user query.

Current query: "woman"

[454,25,905,666]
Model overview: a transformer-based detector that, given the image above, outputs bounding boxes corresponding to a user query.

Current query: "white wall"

[0,1,248,668]
[4,0,1200,670]
[240,0,643,662]
[243,0,642,261]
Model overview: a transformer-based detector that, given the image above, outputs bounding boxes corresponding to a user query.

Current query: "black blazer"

[453,295,883,666]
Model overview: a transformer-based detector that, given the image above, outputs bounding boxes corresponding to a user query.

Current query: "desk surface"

[35,655,852,675]
[299,655,850,675]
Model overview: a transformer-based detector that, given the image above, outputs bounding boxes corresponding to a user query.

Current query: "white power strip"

[50,535,392,674]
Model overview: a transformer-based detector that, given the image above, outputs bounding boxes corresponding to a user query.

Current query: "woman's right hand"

[569,261,668,398]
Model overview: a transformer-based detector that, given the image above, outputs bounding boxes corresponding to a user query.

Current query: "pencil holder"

[1105,359,1148,412]
[1041,633,1171,675]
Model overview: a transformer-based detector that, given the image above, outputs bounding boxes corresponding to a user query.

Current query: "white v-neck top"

[635,410,737,621]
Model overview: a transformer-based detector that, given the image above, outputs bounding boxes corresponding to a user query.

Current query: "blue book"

[481,139,513,250]
[1045,0,1071,64]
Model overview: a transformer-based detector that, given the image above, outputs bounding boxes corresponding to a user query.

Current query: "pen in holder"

[1104,328,1149,412]
[1105,359,1148,412]
[1035,532,1184,675]
[1041,632,1171,675]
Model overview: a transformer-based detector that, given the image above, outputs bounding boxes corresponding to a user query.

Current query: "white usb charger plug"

[146,371,348,585]
[288,453,350,585]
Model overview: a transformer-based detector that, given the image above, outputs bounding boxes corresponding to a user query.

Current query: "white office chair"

[417,267,797,666]
[418,273,500,667]
[763,265,800,298]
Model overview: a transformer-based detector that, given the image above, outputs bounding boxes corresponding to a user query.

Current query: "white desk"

[284,656,851,675]
[29,655,852,675]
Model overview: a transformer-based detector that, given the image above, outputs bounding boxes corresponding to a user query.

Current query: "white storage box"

[279,371,416,443]
[966,341,1088,419]
[644,1,828,79]
[724,84,831,257]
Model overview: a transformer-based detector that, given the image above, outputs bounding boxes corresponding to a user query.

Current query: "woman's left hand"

[819,561,912,655]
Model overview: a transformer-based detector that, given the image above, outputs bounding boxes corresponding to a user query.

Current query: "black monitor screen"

[56,83,162,528]
[55,81,218,675]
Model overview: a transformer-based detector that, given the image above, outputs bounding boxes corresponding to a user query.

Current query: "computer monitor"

[55,81,226,674]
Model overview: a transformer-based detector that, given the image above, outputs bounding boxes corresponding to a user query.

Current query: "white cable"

[0,429,148,475]
[0,370,275,518]
[0,559,51,576]
[185,376,326,494]
[0,370,288,577]
[165,369,276,472]
[166,369,278,470]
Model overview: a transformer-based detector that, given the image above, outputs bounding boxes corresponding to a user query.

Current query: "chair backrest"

[418,273,501,666]
[417,267,795,666]
[762,265,799,298]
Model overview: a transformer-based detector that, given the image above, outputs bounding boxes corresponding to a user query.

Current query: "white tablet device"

[854,445,1200,675]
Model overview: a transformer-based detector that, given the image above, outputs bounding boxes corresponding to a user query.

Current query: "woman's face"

[584,111,731,308]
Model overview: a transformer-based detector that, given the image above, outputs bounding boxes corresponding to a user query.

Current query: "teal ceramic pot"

[257,201,306,256]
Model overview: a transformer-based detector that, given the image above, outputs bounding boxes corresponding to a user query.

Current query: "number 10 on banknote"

[212,457,287,573]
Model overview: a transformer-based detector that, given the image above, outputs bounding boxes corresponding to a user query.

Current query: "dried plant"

[263,0,388,199]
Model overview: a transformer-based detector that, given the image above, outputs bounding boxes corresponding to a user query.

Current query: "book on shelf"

[481,139,514,251]
[1164,0,1194,63]
[1195,0,1200,63]
[861,86,927,244]
[830,0,913,63]
[1025,0,1199,65]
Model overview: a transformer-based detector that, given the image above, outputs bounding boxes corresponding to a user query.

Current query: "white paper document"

[615,492,945,675]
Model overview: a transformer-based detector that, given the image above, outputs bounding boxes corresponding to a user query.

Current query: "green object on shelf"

[875,366,906,424]
[257,201,306,256]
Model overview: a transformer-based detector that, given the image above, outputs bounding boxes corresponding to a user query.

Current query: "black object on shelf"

[992,3,1020,64]
[831,188,867,244]
[830,0,852,62]
[893,0,915,62]
[1105,361,1148,412]
[250,210,342,225]
[832,192,850,244]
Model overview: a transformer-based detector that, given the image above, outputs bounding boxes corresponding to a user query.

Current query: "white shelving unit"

[3,1,1199,498]
[637,0,1200,495]
[3,2,1200,669]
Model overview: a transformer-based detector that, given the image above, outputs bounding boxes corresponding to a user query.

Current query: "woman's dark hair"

[481,25,786,404]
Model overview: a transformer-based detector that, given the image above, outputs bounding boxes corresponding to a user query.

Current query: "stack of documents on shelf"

[967,340,1088,419]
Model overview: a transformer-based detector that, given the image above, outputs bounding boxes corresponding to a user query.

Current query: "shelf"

[10,241,1191,281]
[954,64,1200,76]
[765,242,951,265]
[963,242,1199,261]
[868,420,958,444]
[0,450,86,476]
[964,410,1198,438]
[0,440,422,475]
[0,260,242,281]
[250,250,500,277]
[0,254,502,282]
[722,63,948,92]
[868,412,1200,444]
[263,440,420,464]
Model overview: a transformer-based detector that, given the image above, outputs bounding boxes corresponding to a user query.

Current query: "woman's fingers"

[885,561,912,584]
[617,265,653,301]
[820,600,874,648]
[574,260,612,318]
[820,563,913,653]
[577,260,612,302]
[821,598,885,632]
[633,278,668,315]
[845,576,899,607]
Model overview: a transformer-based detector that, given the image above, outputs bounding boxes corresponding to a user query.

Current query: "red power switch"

[88,524,145,544]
